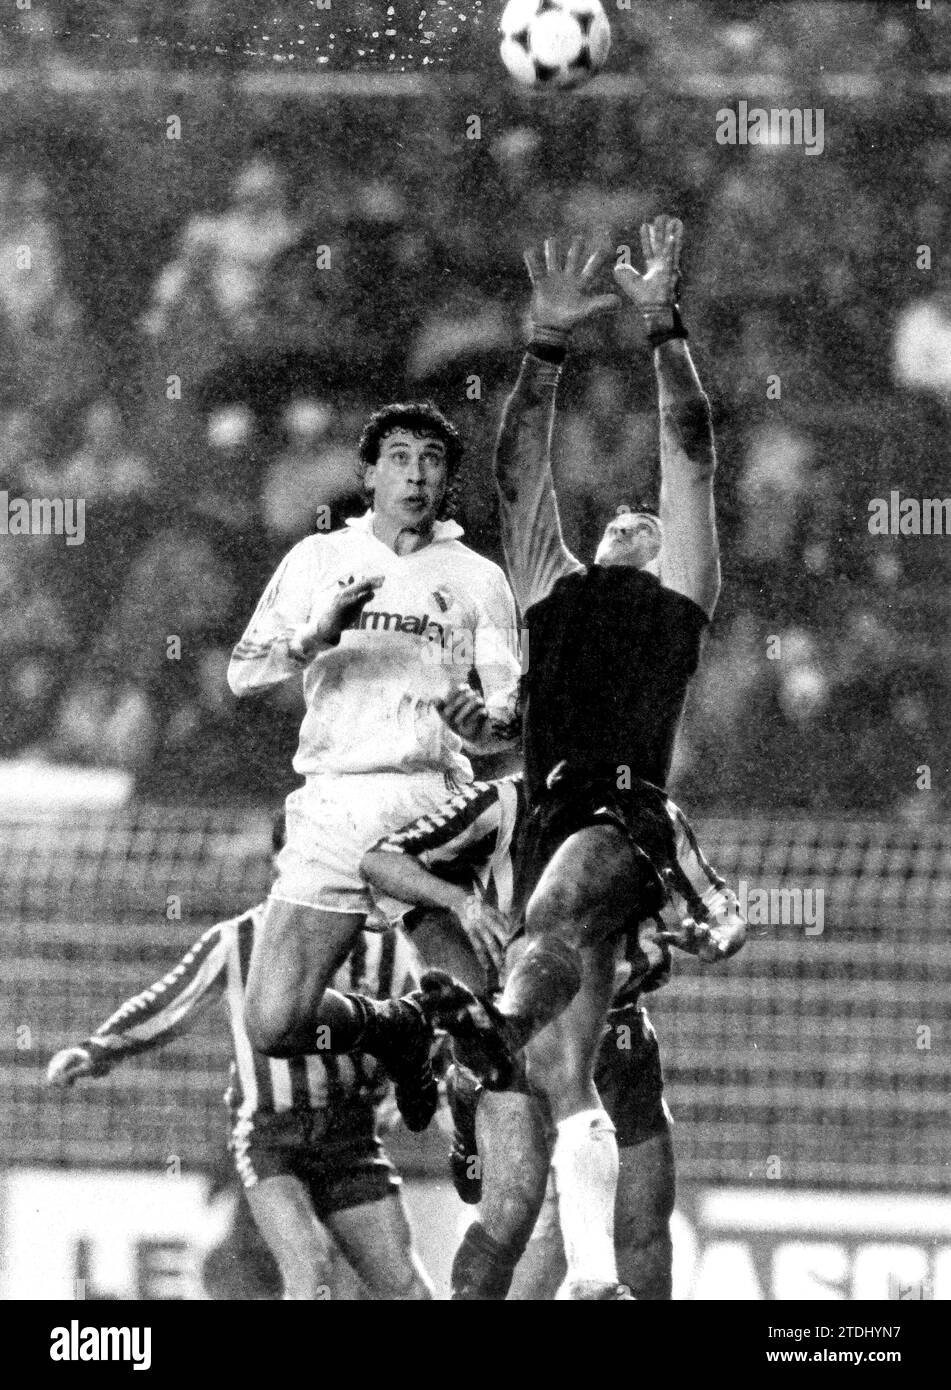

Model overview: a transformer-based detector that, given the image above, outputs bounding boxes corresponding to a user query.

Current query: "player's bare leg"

[518,826,653,1298]
[450,1087,551,1300]
[615,1124,675,1300]
[430,824,653,1297]
[407,907,489,994]
[448,946,632,1301]
[524,929,623,1298]
[424,822,663,1080]
[507,1124,675,1300]
[244,900,363,1056]
[505,1170,563,1300]
[245,899,438,1130]
[246,1175,338,1301]
[502,823,661,1047]
[327,1195,434,1301]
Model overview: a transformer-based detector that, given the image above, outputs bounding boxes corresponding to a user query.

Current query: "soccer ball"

[499,0,611,90]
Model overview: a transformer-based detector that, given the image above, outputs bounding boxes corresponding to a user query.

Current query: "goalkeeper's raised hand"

[524,236,620,340]
[613,214,684,334]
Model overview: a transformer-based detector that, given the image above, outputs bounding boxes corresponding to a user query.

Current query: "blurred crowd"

[3,1,949,75]
[1,3,950,815]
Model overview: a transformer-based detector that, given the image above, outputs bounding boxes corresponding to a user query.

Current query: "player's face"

[366,430,449,530]
[594,512,663,570]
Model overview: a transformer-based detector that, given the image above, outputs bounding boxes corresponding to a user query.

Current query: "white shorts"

[272,770,467,923]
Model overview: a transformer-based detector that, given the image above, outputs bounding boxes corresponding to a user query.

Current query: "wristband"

[646,304,688,350]
[527,322,570,365]
[527,341,568,367]
[82,1039,112,1077]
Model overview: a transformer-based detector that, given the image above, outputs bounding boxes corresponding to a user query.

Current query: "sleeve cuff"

[82,1038,114,1076]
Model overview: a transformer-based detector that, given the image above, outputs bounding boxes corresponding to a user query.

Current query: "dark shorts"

[230,1108,400,1216]
[512,766,677,929]
[596,1002,670,1149]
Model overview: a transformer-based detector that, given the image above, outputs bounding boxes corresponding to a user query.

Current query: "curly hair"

[355,401,463,519]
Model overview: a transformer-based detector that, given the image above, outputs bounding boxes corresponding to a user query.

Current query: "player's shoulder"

[657,575,711,628]
[279,526,360,573]
[285,529,339,560]
[441,540,512,590]
[615,565,710,629]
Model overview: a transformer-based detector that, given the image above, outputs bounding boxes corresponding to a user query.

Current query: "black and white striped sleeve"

[81,923,232,1070]
[371,780,506,872]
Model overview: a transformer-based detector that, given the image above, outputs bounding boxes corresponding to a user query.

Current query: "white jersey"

[228,512,522,778]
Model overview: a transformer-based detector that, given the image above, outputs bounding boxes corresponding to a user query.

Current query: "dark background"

[3,3,949,817]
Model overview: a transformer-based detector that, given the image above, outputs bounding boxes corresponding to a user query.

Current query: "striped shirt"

[371,775,743,1001]
[82,908,419,1124]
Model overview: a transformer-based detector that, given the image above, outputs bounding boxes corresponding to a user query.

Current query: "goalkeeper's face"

[366,430,448,532]
[594,511,662,572]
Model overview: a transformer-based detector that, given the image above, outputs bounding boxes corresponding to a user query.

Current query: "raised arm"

[614,216,721,620]
[494,238,619,614]
[45,924,230,1086]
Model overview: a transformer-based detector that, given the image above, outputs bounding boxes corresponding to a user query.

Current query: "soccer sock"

[313,989,377,1052]
[321,990,422,1058]
[550,1108,620,1292]
[249,991,370,1058]
[450,1221,521,1301]
[496,936,583,1047]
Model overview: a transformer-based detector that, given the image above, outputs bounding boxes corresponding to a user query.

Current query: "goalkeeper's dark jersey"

[493,350,711,804]
[522,564,707,804]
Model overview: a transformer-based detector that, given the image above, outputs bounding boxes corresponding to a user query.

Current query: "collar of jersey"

[345,510,464,543]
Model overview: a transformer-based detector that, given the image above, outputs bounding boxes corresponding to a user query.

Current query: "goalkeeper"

[360,771,746,1299]
[415,216,745,1298]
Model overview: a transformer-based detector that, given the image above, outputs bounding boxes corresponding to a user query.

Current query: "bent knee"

[244,997,295,1057]
[527,826,635,938]
[486,1187,548,1252]
[523,1038,576,1104]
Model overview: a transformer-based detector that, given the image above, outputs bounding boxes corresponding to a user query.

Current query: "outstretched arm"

[495,238,619,614]
[46,924,230,1085]
[615,216,720,620]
